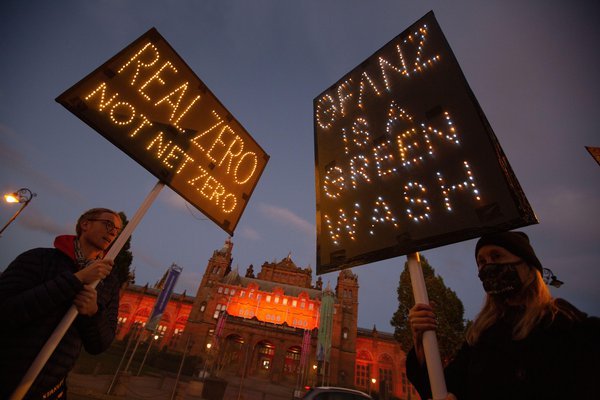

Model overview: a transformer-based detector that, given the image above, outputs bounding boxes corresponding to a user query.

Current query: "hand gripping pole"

[407,252,448,400]
[10,181,165,400]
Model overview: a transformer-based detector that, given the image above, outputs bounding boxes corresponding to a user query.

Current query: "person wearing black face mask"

[405,231,600,400]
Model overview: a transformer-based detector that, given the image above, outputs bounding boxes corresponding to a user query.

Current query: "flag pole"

[10,181,165,400]
[406,252,448,400]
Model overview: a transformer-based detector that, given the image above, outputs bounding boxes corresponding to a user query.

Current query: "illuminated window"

[169,328,182,348]
[355,364,370,388]
[213,303,226,319]
[266,295,271,303]
[200,302,206,312]
[308,303,314,310]
[379,367,393,394]
[282,298,288,305]
[292,300,297,307]
[342,328,349,340]
[274,296,280,304]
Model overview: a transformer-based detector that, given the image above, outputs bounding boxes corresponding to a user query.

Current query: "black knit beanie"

[475,231,542,272]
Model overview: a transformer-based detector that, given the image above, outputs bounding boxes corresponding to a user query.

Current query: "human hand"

[429,393,458,400]
[408,303,437,364]
[74,285,98,316]
[75,259,114,285]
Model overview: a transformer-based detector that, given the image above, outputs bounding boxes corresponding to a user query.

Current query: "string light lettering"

[232,151,258,185]
[337,80,354,116]
[436,161,480,211]
[316,94,337,129]
[369,197,398,234]
[118,42,161,87]
[109,101,136,126]
[314,23,440,127]
[323,165,346,198]
[139,61,177,101]
[85,82,119,111]
[324,204,360,244]
[61,28,269,234]
[403,182,431,222]
[358,71,381,108]
[154,81,201,133]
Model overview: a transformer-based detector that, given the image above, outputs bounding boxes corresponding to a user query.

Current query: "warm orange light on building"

[114,238,418,399]
[213,282,319,330]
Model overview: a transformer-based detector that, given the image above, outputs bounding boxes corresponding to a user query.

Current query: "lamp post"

[369,377,377,396]
[201,342,212,378]
[1,188,36,236]
[137,334,160,376]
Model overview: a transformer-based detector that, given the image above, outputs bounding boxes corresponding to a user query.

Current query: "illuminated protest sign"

[57,28,269,235]
[314,11,537,274]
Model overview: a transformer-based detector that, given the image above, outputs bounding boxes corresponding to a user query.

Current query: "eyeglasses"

[87,218,122,234]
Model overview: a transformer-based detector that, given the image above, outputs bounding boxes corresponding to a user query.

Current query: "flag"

[317,287,334,362]
[145,263,182,332]
[299,329,311,369]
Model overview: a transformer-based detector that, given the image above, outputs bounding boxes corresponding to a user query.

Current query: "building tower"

[183,238,233,354]
[331,269,359,387]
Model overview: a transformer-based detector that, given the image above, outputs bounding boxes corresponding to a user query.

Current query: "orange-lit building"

[116,239,418,399]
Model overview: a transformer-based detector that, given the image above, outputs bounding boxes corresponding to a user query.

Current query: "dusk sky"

[1,1,598,333]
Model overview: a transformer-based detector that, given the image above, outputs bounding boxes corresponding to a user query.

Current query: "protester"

[0,208,122,399]
[406,231,600,400]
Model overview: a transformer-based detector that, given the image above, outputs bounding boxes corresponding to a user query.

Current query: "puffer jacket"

[406,300,600,400]
[0,235,119,399]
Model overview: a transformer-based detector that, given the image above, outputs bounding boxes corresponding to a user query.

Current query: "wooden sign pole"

[10,181,165,400]
[407,252,448,400]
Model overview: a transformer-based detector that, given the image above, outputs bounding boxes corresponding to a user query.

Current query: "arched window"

[283,346,302,375]
[378,353,395,396]
[355,350,373,388]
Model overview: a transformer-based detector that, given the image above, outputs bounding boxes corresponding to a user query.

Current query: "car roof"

[307,386,372,396]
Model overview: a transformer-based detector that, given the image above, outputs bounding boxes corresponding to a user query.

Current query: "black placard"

[314,11,536,274]
[57,28,269,235]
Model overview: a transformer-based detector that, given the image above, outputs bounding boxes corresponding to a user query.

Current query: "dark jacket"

[406,300,600,400]
[0,235,120,399]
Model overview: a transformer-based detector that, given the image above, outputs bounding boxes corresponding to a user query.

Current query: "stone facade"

[116,239,416,399]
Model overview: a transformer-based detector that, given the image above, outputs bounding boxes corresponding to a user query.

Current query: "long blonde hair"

[466,268,558,345]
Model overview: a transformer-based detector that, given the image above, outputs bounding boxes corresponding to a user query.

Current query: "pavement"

[67,371,299,400]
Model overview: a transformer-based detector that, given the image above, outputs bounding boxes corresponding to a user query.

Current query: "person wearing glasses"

[406,231,600,400]
[0,208,123,399]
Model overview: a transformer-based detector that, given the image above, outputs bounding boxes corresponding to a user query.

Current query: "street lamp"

[1,188,36,236]
[369,377,377,395]
[201,342,213,378]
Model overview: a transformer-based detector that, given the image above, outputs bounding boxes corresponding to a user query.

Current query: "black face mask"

[478,261,523,298]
